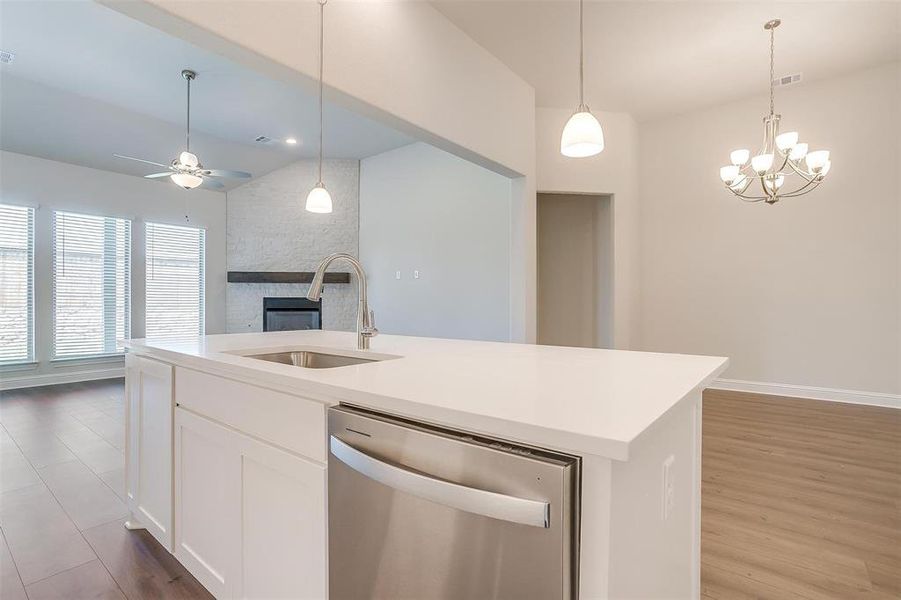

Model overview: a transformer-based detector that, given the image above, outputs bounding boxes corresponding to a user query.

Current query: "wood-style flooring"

[0,380,898,599]
[0,379,210,600]
[702,389,901,600]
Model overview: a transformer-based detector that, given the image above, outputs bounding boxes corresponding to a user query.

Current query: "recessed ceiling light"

[285,137,298,145]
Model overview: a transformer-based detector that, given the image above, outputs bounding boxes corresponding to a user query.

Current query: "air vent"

[0,50,15,65]
[254,135,273,144]
[772,73,802,88]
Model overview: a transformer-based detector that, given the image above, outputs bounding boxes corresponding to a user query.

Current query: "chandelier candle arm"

[718,19,831,204]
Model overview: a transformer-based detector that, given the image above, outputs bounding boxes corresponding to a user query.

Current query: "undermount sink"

[243,350,381,369]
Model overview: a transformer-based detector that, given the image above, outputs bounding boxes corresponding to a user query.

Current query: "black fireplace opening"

[263,297,322,332]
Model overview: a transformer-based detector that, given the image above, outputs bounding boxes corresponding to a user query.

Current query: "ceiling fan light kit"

[306,0,333,214]
[560,0,604,158]
[113,68,251,190]
[719,19,831,204]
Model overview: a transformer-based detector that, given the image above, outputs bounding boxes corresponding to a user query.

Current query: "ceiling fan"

[114,69,251,190]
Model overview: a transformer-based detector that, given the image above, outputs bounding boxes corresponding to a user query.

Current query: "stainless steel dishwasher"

[328,404,580,600]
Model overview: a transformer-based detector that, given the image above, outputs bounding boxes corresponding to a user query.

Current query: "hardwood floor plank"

[38,461,129,531]
[0,484,97,585]
[24,559,125,600]
[83,519,213,600]
[0,529,27,600]
[701,390,901,600]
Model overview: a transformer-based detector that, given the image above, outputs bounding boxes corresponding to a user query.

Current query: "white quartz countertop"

[125,331,728,460]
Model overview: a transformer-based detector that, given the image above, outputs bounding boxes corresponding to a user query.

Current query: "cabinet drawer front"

[175,367,326,463]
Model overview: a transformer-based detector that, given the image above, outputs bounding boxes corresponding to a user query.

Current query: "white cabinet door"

[174,408,241,599]
[236,430,327,600]
[174,407,327,600]
[125,354,174,550]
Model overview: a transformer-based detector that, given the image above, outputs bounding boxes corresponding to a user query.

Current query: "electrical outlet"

[414,270,420,279]
[662,455,675,520]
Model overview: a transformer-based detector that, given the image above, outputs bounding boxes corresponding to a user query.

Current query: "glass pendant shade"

[805,150,830,172]
[720,165,740,184]
[730,149,750,166]
[764,174,785,191]
[775,131,798,152]
[305,184,333,213]
[561,110,605,157]
[817,160,832,178]
[751,153,774,174]
[170,173,203,189]
[789,142,808,161]
[179,151,199,168]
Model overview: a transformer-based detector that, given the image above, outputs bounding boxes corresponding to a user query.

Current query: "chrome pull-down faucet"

[307,253,378,350]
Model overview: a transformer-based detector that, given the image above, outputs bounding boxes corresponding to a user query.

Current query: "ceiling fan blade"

[144,172,173,179]
[113,154,169,168]
[201,169,252,179]
[202,178,225,189]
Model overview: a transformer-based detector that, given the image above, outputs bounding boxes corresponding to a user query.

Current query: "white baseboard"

[0,367,125,391]
[711,378,901,410]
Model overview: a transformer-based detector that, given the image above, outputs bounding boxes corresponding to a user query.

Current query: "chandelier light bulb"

[806,150,830,173]
[730,149,750,166]
[775,131,798,152]
[306,184,333,213]
[751,153,774,174]
[720,165,740,184]
[171,173,203,189]
[789,142,808,161]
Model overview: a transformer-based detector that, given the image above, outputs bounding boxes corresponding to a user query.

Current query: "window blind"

[145,221,205,341]
[0,204,35,363]
[52,211,131,359]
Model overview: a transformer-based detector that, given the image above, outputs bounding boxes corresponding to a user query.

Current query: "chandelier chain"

[186,74,191,152]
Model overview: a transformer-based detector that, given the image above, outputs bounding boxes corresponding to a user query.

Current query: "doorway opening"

[537,192,613,349]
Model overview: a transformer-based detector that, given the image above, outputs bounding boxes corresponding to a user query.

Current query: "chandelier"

[719,19,831,204]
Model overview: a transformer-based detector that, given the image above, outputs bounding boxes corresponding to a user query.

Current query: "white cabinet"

[125,353,174,550]
[174,408,327,600]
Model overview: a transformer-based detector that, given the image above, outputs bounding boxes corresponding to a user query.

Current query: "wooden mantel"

[226,272,351,284]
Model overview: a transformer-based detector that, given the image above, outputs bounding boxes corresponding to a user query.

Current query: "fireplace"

[263,297,322,332]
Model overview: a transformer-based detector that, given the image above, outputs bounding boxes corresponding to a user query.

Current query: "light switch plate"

[395,270,401,280]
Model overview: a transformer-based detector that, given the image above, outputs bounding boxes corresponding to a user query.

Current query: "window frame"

[51,210,132,360]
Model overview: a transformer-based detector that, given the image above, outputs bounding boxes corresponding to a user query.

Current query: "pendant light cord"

[317,0,326,185]
[579,0,584,108]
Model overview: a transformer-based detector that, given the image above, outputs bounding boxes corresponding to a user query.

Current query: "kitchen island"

[124,330,727,599]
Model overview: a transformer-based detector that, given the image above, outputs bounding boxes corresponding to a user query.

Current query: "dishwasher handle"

[329,435,551,528]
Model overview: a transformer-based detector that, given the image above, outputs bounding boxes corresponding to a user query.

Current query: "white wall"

[226,158,359,333]
[638,63,901,395]
[106,0,538,342]
[536,108,641,350]
[359,143,512,342]
[0,151,226,388]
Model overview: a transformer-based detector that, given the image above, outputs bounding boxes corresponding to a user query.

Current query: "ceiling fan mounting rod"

[182,69,196,153]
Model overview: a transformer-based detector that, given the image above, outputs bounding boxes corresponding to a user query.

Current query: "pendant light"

[560,0,604,158]
[306,0,333,213]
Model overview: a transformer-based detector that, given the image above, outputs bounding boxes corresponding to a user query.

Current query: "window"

[145,222,205,341]
[52,211,131,358]
[0,204,35,363]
